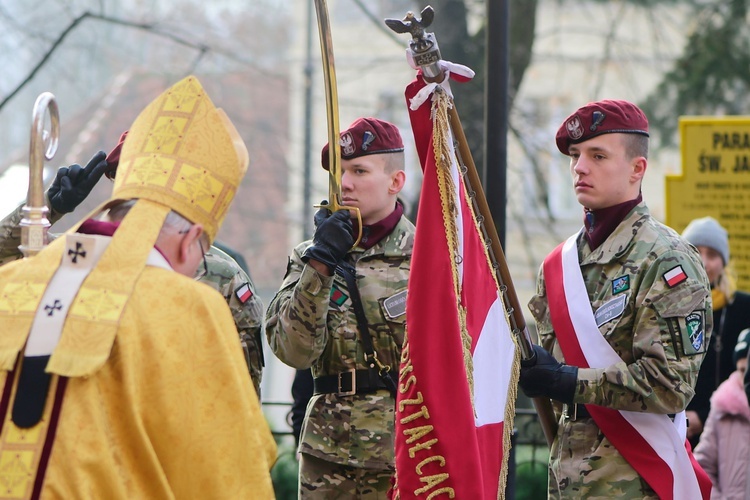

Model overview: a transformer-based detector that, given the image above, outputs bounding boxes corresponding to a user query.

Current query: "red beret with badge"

[104,130,129,180]
[555,99,649,155]
[321,117,404,170]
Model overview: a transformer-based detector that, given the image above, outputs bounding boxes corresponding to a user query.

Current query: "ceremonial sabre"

[313,0,362,247]
[20,92,59,258]
[386,6,559,447]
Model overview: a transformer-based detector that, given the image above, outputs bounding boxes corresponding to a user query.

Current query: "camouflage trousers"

[299,453,393,499]
[549,417,658,499]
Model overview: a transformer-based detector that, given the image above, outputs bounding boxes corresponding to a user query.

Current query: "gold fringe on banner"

[432,86,520,499]
[430,89,477,415]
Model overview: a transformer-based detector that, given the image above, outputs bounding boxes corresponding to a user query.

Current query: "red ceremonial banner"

[390,75,518,499]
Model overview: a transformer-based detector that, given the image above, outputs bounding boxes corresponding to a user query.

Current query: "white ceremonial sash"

[542,232,710,500]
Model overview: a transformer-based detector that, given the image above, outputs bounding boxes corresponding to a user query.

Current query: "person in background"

[694,327,750,499]
[682,216,750,447]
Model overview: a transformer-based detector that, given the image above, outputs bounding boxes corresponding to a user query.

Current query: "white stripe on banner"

[473,294,513,426]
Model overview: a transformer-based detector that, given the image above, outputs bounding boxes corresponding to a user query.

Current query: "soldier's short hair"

[622,134,649,160]
[383,150,405,173]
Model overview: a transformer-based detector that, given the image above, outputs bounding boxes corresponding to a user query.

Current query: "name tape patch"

[594,294,627,327]
[383,290,407,319]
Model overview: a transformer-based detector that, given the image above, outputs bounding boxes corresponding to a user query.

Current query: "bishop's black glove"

[302,204,354,273]
[47,151,109,214]
[519,344,578,405]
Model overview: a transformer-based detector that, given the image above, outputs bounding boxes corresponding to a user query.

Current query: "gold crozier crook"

[20,92,59,258]
[313,0,363,248]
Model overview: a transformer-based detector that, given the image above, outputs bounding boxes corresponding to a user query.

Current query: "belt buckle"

[337,369,356,396]
[563,403,578,421]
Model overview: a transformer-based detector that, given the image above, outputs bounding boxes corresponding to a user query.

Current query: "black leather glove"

[47,151,109,214]
[302,205,354,272]
[519,344,578,405]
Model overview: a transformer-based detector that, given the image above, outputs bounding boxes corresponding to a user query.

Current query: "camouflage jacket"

[528,202,712,498]
[197,246,265,399]
[266,215,415,470]
[0,202,264,398]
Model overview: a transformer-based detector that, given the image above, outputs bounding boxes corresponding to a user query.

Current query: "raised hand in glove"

[519,344,578,405]
[47,151,110,214]
[302,204,354,274]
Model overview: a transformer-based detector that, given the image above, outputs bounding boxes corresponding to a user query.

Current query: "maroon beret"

[321,117,404,170]
[555,99,649,155]
[104,130,129,179]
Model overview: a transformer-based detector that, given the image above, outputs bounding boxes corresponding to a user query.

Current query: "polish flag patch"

[663,265,688,288]
[235,282,253,304]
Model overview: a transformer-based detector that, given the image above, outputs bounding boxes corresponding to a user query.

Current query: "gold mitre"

[113,75,249,243]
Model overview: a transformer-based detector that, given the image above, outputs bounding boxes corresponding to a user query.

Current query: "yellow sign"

[666,117,750,290]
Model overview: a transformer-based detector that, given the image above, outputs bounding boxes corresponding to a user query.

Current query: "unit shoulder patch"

[679,310,707,356]
[663,265,688,288]
[330,283,349,307]
[611,275,630,295]
[235,282,253,304]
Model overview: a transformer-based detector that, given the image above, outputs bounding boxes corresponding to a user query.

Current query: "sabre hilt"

[314,197,363,249]
[385,6,442,79]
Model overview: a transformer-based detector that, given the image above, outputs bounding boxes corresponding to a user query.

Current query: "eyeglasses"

[198,239,208,276]
[179,227,208,275]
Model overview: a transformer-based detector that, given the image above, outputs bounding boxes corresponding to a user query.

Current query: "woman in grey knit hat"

[682,216,750,449]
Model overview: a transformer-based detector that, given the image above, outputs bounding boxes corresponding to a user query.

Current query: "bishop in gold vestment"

[0,76,276,499]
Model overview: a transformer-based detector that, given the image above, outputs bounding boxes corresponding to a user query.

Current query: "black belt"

[562,403,592,421]
[313,369,389,396]
[563,403,676,422]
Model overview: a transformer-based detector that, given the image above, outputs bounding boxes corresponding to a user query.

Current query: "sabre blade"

[312,0,363,246]
[313,0,341,211]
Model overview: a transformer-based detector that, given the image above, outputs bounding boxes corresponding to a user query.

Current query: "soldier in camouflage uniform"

[519,100,712,498]
[198,245,265,397]
[0,147,265,397]
[266,117,414,498]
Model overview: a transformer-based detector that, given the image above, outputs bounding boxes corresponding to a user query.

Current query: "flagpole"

[384,4,558,448]
[447,104,558,447]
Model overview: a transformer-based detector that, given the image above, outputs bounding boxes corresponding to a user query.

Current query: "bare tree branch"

[349,0,404,46]
[592,2,628,96]
[508,121,556,224]
[184,46,210,77]
[0,12,92,112]
[0,11,283,114]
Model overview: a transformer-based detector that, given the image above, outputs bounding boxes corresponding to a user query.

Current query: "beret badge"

[566,116,584,140]
[590,111,606,131]
[340,132,355,156]
[321,117,405,170]
[362,130,376,151]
